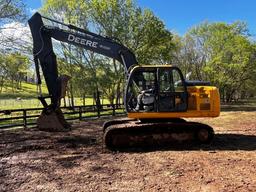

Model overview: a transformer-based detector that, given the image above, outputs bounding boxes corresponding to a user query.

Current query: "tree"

[0,0,26,25]
[41,0,175,105]
[176,21,256,102]
[88,0,175,104]
[171,34,206,80]
[0,0,28,54]
[0,52,29,92]
[0,53,7,92]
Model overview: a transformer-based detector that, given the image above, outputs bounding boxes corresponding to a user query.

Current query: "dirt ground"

[0,111,256,192]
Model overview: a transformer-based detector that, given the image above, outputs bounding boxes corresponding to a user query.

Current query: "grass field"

[0,97,112,110]
[0,81,47,99]
[1,81,255,111]
[0,82,111,110]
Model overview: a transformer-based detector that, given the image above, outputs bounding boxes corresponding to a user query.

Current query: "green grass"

[0,81,113,110]
[0,97,112,110]
[0,81,48,99]
[0,82,43,109]
[0,82,44,109]
[0,107,125,129]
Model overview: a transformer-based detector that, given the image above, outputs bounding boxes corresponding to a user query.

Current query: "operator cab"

[125,66,188,113]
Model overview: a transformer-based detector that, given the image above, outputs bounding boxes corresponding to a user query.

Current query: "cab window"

[159,68,185,92]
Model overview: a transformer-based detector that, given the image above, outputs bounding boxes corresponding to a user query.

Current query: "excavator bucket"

[37,75,71,132]
[37,108,71,131]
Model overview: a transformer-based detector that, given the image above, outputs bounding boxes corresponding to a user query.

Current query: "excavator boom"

[28,12,137,111]
[28,12,137,131]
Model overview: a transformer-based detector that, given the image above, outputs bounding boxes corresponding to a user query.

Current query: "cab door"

[157,67,188,112]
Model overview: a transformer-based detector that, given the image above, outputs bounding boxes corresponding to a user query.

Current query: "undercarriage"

[103,118,214,150]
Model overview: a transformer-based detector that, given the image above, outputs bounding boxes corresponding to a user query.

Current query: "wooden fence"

[0,104,125,130]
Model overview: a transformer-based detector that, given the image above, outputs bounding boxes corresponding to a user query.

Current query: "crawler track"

[103,119,214,150]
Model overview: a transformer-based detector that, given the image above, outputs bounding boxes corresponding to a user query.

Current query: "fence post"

[96,103,100,118]
[79,106,82,120]
[23,109,27,129]
[112,104,115,116]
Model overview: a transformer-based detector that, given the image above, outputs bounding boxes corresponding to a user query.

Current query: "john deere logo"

[68,34,98,48]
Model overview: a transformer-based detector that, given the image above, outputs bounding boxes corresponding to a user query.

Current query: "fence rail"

[0,104,125,130]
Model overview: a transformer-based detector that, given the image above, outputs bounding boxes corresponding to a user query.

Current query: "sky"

[137,0,256,36]
[21,0,256,37]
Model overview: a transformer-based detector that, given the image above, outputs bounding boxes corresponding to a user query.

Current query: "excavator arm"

[28,12,137,130]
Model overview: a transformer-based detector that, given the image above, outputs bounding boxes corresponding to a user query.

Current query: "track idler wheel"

[195,126,214,144]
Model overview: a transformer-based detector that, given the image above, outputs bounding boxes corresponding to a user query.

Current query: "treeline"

[0,0,31,93]
[172,22,256,102]
[0,53,30,93]
[41,0,174,105]
[0,0,256,104]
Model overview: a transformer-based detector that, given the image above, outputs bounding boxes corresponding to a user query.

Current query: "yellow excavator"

[28,13,220,150]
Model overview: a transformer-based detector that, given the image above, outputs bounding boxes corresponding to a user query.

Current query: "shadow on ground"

[1,127,256,155]
[57,135,97,148]
[114,133,256,152]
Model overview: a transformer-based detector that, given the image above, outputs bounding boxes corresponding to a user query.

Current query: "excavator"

[28,12,220,150]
